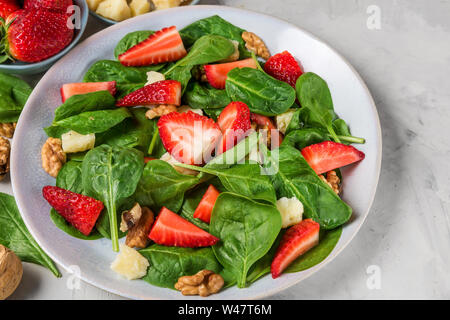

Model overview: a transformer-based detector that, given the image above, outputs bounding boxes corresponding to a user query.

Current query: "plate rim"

[11,5,382,300]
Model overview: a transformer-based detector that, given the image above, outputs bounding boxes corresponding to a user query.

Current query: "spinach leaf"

[95,108,155,153]
[140,245,222,289]
[177,163,277,205]
[114,30,154,58]
[46,108,132,137]
[163,63,193,94]
[83,60,163,98]
[285,227,342,272]
[184,82,231,110]
[53,91,116,122]
[0,73,32,123]
[262,145,352,229]
[82,145,144,251]
[52,161,103,240]
[180,15,250,58]
[0,193,61,277]
[282,128,329,150]
[332,119,365,144]
[295,72,341,142]
[226,68,296,116]
[203,108,224,121]
[134,160,200,213]
[210,193,282,288]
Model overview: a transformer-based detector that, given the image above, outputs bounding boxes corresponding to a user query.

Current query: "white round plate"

[11,5,382,300]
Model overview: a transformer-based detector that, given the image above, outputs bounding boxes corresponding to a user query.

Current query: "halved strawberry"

[301,141,365,174]
[118,26,187,67]
[149,207,219,247]
[42,186,104,236]
[116,80,181,107]
[250,113,283,148]
[158,111,221,165]
[271,219,320,278]
[264,51,303,88]
[60,81,117,102]
[204,58,258,89]
[193,185,220,224]
[216,101,251,154]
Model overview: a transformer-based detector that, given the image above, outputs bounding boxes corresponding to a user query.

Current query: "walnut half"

[319,170,341,195]
[0,137,10,181]
[121,203,154,249]
[145,104,177,120]
[0,123,16,139]
[41,137,66,178]
[242,31,270,60]
[175,270,224,297]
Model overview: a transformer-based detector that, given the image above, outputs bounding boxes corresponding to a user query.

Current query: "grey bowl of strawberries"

[0,0,88,75]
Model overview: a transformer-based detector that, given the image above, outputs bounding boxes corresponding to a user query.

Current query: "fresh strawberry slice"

[216,101,251,154]
[0,0,20,20]
[264,51,303,88]
[301,141,365,174]
[119,26,187,67]
[60,81,117,102]
[204,58,258,89]
[42,186,104,236]
[271,219,320,278]
[158,111,221,165]
[250,113,283,148]
[116,80,181,107]
[149,207,219,247]
[193,185,220,223]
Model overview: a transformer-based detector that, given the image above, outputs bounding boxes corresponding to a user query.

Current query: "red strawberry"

[158,111,222,165]
[116,80,181,107]
[301,141,365,175]
[0,0,20,20]
[193,185,220,223]
[61,81,117,102]
[204,58,258,89]
[149,207,219,247]
[119,26,187,67]
[23,0,73,13]
[42,186,104,236]
[216,101,251,154]
[271,219,320,278]
[1,9,73,63]
[264,51,303,88]
[250,113,283,148]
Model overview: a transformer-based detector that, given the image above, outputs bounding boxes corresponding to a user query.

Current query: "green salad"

[40,15,366,297]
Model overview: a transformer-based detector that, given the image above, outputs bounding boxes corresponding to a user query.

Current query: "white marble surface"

[4,0,450,299]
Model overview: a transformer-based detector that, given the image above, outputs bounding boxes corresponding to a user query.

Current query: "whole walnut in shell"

[0,245,23,300]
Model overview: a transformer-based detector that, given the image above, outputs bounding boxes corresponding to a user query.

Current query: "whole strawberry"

[0,0,20,20]
[1,9,73,62]
[24,0,73,13]
[43,186,104,236]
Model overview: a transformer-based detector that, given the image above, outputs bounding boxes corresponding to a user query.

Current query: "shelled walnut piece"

[120,203,155,249]
[145,104,177,120]
[41,137,66,178]
[0,123,16,139]
[319,170,341,195]
[242,31,270,60]
[175,270,224,297]
[0,137,10,181]
[0,245,23,300]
